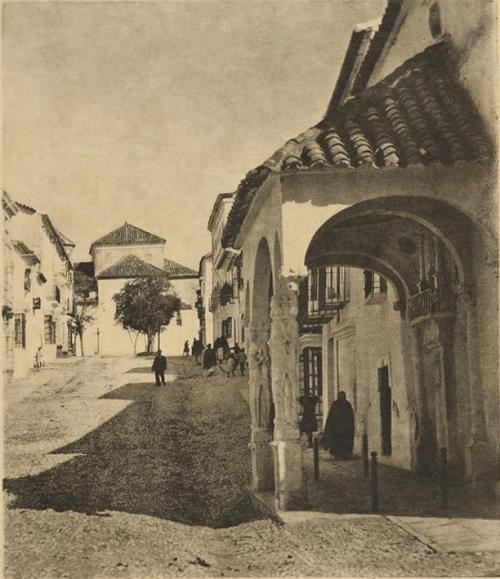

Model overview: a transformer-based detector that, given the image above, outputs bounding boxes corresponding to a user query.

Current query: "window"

[308,268,320,315]
[302,347,323,397]
[222,317,232,339]
[324,266,349,306]
[176,312,182,326]
[308,266,349,315]
[364,271,387,298]
[44,315,55,344]
[24,269,31,292]
[14,314,26,349]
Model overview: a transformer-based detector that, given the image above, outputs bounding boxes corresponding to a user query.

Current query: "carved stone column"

[455,286,492,482]
[248,322,274,492]
[412,314,457,476]
[269,277,306,510]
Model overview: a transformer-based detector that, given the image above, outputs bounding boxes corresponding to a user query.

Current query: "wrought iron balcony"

[408,287,455,322]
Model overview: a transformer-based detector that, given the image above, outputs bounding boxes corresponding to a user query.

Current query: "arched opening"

[249,237,276,491]
[304,196,489,479]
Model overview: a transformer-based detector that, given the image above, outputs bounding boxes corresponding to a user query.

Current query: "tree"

[113,276,181,354]
[71,266,98,356]
[68,305,94,356]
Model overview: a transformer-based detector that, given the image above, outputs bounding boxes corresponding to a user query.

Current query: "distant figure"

[214,337,225,363]
[322,391,355,459]
[237,348,247,376]
[183,340,190,357]
[299,392,319,448]
[191,338,197,357]
[34,346,45,369]
[194,339,203,365]
[225,351,236,377]
[152,350,167,386]
[203,344,217,376]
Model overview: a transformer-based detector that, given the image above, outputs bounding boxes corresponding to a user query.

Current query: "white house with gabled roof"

[88,222,199,357]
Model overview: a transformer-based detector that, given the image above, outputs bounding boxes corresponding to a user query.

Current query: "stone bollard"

[362,434,369,479]
[370,451,379,513]
[313,434,320,482]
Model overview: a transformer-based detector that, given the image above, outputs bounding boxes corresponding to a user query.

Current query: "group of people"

[299,390,355,460]
[182,336,248,378]
[203,339,247,378]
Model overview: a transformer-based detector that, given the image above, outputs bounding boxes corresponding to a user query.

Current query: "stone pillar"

[412,315,456,476]
[456,286,492,482]
[248,322,274,492]
[270,277,306,510]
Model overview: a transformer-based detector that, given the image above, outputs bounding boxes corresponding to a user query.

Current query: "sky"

[3,0,385,268]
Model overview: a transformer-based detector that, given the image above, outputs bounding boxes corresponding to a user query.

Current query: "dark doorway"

[379,365,392,456]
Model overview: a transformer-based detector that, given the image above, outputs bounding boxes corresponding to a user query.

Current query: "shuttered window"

[14,314,26,349]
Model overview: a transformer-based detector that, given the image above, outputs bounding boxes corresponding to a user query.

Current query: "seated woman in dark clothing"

[322,391,355,459]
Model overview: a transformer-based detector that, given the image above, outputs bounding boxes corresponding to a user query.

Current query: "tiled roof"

[222,42,492,248]
[90,223,166,252]
[97,254,167,279]
[13,241,40,265]
[164,259,198,279]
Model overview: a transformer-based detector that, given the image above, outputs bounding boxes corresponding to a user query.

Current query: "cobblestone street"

[4,356,499,578]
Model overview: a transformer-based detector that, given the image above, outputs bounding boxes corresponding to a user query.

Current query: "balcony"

[408,287,455,323]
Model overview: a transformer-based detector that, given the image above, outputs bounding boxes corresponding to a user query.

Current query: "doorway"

[379,365,392,456]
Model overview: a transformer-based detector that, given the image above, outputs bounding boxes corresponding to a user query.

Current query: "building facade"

[207,194,246,348]
[3,194,74,380]
[219,0,498,509]
[88,222,199,357]
[197,253,214,347]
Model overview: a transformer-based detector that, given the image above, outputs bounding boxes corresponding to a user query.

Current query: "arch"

[252,237,274,324]
[249,237,276,492]
[306,196,477,290]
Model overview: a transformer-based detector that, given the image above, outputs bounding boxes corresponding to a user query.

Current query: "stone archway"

[305,196,495,481]
[248,235,306,508]
[248,238,275,492]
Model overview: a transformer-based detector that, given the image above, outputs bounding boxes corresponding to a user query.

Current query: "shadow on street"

[4,373,263,528]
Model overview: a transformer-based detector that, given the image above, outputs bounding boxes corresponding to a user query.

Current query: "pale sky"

[3,0,385,268]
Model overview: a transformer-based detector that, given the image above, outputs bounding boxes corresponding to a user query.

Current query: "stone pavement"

[4,355,499,577]
[293,442,500,560]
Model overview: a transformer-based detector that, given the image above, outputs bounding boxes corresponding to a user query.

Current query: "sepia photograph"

[2,0,499,577]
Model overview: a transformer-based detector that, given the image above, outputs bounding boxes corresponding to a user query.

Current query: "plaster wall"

[97,277,198,357]
[322,269,413,470]
[92,243,165,276]
[368,0,497,141]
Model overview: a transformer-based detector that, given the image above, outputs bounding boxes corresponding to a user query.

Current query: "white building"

[89,222,198,357]
[207,193,246,348]
[3,196,74,380]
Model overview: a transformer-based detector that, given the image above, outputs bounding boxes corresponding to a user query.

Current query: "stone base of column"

[250,428,275,492]
[272,433,307,510]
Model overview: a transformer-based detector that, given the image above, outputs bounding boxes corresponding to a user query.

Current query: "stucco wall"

[97,276,199,357]
[93,243,165,276]
[322,269,413,470]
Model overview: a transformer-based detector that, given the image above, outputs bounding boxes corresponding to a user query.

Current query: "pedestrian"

[195,340,203,365]
[214,337,225,364]
[225,351,236,377]
[183,340,190,357]
[237,348,247,376]
[203,343,217,377]
[322,391,355,459]
[34,346,45,369]
[152,349,167,386]
[299,391,319,448]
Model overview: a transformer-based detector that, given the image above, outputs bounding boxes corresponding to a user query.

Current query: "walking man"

[152,349,167,386]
